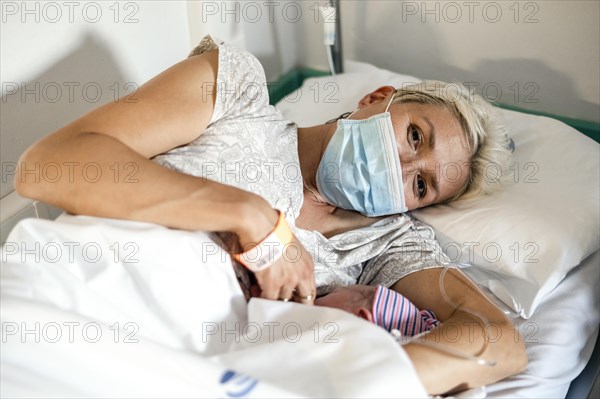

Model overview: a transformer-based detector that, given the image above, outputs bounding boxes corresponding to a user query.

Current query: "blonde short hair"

[391,80,512,201]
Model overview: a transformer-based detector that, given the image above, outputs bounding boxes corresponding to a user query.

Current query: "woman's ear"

[356,307,373,322]
[357,86,396,108]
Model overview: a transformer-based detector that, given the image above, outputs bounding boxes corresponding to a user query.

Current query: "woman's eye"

[417,175,427,198]
[409,125,422,148]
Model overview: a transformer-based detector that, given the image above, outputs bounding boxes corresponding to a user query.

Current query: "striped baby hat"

[372,285,440,336]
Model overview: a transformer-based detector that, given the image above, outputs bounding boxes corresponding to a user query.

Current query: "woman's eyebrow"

[423,116,436,150]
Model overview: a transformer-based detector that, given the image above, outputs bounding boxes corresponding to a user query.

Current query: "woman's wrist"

[233,193,280,252]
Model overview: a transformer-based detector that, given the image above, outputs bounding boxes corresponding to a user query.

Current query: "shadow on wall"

[469,58,599,123]
[251,21,284,82]
[1,33,131,198]
[243,12,304,83]
[349,1,598,124]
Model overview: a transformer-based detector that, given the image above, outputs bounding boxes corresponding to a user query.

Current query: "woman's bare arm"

[392,268,527,396]
[14,51,253,230]
[14,49,316,303]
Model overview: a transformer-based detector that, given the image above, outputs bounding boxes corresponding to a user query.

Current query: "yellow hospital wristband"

[232,210,294,272]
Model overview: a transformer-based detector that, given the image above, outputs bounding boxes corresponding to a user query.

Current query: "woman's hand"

[235,198,316,305]
[254,234,316,305]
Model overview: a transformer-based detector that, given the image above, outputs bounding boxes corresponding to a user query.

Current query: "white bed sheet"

[1,218,597,399]
[0,215,427,398]
[485,250,599,398]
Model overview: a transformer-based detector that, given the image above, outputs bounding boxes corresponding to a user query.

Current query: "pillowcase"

[275,61,600,319]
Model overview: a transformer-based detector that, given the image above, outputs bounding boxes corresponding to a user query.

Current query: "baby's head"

[315,285,439,336]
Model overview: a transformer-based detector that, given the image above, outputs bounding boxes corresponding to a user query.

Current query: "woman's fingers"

[255,262,292,300]
[278,287,295,302]
[260,288,279,300]
[294,268,316,304]
[292,287,316,305]
[293,243,316,305]
[254,235,316,305]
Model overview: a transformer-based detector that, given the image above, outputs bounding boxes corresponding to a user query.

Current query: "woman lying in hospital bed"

[14,35,526,395]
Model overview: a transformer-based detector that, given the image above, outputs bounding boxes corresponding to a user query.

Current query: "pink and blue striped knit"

[372,285,440,336]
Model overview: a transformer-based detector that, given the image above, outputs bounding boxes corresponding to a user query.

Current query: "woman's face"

[331,88,471,211]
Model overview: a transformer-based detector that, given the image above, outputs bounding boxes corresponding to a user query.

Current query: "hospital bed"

[1,60,598,397]
[1,14,599,399]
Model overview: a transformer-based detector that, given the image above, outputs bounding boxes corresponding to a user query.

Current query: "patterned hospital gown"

[152,35,450,295]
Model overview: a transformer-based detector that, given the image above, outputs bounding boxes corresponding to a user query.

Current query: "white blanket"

[1,214,427,398]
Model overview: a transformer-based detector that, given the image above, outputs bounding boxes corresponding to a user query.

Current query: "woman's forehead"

[393,102,461,128]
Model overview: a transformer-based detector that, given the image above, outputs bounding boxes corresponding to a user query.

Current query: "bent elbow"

[14,143,49,201]
[14,148,34,198]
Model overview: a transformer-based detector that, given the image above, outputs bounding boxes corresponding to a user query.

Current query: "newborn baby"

[236,261,439,338]
[316,285,440,337]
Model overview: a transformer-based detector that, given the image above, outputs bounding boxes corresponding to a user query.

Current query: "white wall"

[186,0,304,81]
[300,0,600,124]
[1,0,191,198]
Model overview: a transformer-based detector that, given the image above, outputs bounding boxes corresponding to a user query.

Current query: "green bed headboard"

[268,68,600,144]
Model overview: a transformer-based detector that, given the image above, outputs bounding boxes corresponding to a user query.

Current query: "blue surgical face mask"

[315,92,407,217]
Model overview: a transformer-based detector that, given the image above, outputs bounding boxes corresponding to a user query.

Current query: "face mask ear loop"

[346,108,360,119]
[395,223,497,367]
[385,90,396,113]
[346,90,396,120]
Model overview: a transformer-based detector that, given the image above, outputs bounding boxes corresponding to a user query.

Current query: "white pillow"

[275,61,421,127]
[275,61,600,319]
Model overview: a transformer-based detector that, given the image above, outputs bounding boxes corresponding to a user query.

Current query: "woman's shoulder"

[188,34,267,90]
[188,35,221,56]
[188,34,273,125]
